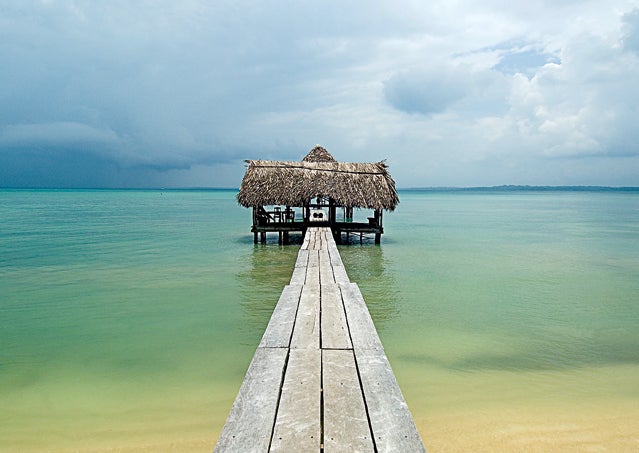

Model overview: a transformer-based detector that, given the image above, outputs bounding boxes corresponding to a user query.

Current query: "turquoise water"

[1,189,639,452]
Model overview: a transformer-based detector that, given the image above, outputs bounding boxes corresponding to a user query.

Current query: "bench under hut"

[237,145,399,244]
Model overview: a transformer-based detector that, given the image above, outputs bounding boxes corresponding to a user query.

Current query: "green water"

[1,189,638,452]
[342,190,639,451]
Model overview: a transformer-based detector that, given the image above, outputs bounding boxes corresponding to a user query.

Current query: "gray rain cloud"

[383,68,469,115]
[1,0,639,188]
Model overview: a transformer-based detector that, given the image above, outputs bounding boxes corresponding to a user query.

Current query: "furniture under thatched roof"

[237,145,399,211]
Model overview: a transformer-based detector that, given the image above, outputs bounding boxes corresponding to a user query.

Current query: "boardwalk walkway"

[214,227,426,452]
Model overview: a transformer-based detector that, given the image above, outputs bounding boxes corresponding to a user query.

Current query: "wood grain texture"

[356,349,426,453]
[295,249,310,268]
[339,283,384,351]
[326,241,342,265]
[259,285,302,348]
[319,250,335,285]
[305,251,321,290]
[290,284,320,350]
[325,241,350,284]
[307,249,320,267]
[213,348,288,453]
[331,264,350,285]
[289,266,307,286]
[270,349,322,452]
[323,349,374,452]
[321,284,352,350]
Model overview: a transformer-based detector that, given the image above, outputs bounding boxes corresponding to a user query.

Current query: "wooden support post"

[375,233,381,244]
[260,232,266,244]
[283,231,289,245]
[329,198,336,225]
[333,228,341,244]
[278,231,283,245]
[252,207,258,244]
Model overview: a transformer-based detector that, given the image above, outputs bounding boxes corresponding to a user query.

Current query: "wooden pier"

[214,227,426,452]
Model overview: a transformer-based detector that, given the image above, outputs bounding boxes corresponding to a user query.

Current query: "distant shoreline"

[1,185,639,192]
[399,185,639,192]
[3,185,639,192]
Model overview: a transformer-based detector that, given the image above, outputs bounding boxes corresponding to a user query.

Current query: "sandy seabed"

[4,401,638,452]
[417,404,639,453]
[77,407,639,452]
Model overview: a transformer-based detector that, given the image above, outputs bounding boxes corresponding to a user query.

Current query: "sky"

[1,0,639,188]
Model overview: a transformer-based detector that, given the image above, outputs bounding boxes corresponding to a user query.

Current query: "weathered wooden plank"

[319,249,334,285]
[322,349,374,452]
[326,240,350,284]
[305,251,320,290]
[289,266,307,286]
[318,228,328,248]
[290,284,320,349]
[326,241,342,265]
[295,249,310,267]
[319,248,330,263]
[308,229,318,250]
[307,250,319,267]
[301,230,312,250]
[339,283,384,351]
[331,264,350,285]
[270,349,322,452]
[259,285,303,348]
[214,348,288,453]
[355,349,426,453]
[305,266,320,290]
[321,284,352,350]
[317,229,325,250]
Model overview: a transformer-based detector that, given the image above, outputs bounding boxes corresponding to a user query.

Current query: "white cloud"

[622,8,639,53]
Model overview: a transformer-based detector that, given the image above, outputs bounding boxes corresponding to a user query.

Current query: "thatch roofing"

[302,145,336,163]
[237,146,399,211]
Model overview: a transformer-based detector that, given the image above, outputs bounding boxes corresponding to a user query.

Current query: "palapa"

[237,145,399,211]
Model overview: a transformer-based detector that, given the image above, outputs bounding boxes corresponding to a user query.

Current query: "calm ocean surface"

[1,189,638,452]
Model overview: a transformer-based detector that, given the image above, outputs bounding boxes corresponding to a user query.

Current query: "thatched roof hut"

[237,145,399,211]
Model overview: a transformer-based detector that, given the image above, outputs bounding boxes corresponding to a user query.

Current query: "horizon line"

[2,184,639,191]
